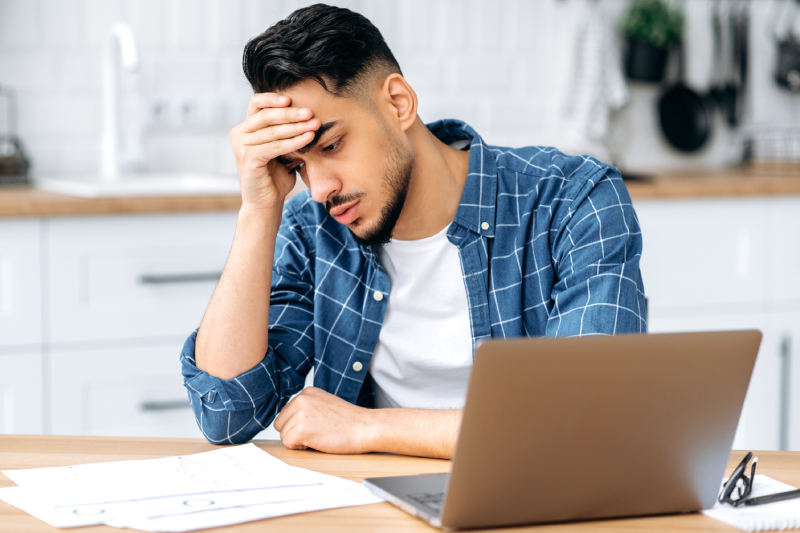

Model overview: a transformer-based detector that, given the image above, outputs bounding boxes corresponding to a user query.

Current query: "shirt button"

[353,361,364,372]
[481,221,490,230]
[373,291,384,301]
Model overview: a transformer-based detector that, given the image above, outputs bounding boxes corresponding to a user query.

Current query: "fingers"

[246,93,290,117]
[244,131,314,163]
[240,119,320,147]
[280,419,309,450]
[242,106,314,134]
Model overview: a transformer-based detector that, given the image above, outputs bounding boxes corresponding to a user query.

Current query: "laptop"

[363,330,762,530]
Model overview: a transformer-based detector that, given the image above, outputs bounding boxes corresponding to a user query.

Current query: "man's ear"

[379,73,417,132]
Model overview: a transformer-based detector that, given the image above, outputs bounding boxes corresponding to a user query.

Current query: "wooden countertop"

[625,170,800,200]
[1,435,797,532]
[1,170,798,218]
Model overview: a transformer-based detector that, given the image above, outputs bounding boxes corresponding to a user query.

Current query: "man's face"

[279,79,413,247]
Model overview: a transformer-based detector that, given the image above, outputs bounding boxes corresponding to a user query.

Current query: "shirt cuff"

[180,330,277,413]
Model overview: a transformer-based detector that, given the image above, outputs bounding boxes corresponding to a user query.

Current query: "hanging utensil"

[0,85,31,185]
[774,0,800,92]
[659,41,714,152]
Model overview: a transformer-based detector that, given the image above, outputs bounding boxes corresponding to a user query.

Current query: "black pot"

[625,37,669,83]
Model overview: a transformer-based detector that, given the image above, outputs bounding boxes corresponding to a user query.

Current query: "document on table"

[0,443,383,532]
[704,475,800,532]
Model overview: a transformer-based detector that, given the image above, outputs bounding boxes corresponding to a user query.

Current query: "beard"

[326,129,413,248]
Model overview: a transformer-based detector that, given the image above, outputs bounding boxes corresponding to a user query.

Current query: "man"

[181,4,646,459]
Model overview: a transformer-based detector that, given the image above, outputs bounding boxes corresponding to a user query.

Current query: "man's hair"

[242,4,402,98]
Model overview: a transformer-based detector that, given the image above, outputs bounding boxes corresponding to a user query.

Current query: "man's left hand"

[273,387,377,454]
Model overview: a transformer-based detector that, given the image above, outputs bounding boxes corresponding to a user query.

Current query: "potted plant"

[621,0,685,83]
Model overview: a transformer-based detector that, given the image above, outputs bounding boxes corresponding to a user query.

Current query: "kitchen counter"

[0,170,798,218]
[625,170,800,200]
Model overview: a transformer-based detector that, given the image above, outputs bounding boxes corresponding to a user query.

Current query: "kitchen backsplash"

[0,0,798,178]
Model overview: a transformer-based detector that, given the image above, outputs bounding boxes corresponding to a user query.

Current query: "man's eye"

[322,140,341,152]
[290,161,305,172]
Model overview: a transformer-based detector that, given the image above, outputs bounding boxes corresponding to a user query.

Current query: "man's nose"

[306,166,341,205]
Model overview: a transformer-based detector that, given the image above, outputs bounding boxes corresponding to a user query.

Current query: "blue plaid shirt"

[181,119,647,444]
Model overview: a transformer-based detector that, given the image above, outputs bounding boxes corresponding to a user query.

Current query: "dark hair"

[242,4,402,97]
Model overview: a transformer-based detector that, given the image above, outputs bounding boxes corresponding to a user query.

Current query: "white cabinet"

[47,213,237,343]
[768,199,800,305]
[51,342,203,438]
[635,198,768,312]
[636,195,800,451]
[0,352,43,434]
[0,219,41,347]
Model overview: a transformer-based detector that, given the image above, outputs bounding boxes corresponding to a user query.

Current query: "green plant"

[621,0,685,49]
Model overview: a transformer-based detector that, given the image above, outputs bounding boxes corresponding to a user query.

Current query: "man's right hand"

[229,93,321,211]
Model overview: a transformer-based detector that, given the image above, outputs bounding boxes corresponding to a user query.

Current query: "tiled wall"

[0,0,798,179]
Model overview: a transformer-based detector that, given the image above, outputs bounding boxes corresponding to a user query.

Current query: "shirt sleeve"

[546,166,647,336]
[180,205,316,444]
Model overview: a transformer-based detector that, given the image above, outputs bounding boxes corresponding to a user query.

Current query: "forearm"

[368,408,463,459]
[195,205,283,380]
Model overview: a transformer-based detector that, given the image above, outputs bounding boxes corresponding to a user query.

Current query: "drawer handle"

[140,400,192,411]
[139,272,222,284]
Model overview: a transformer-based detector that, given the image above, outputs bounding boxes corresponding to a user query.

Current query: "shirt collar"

[359,119,498,259]
[426,119,498,238]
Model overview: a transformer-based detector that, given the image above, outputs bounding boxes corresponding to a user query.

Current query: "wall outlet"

[143,93,250,131]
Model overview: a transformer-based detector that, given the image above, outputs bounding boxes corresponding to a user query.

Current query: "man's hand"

[229,93,320,211]
[273,387,463,459]
[274,387,377,454]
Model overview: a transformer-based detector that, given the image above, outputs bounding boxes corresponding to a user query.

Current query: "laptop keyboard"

[409,492,445,514]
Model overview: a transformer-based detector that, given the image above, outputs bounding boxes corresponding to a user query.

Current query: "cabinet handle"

[139,272,222,284]
[140,400,192,411]
[779,334,792,451]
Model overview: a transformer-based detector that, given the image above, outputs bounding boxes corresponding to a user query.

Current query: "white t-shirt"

[369,224,473,409]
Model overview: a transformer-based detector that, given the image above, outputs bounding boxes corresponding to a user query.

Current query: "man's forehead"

[282,78,345,113]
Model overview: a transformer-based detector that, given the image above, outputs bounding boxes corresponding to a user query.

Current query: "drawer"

[768,197,800,304]
[0,219,41,347]
[0,352,43,434]
[47,212,237,343]
[635,198,768,313]
[51,342,203,438]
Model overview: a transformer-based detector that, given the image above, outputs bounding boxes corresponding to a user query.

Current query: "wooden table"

[2,436,799,532]
[1,170,799,218]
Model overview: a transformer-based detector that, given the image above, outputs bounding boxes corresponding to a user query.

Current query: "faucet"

[99,23,140,182]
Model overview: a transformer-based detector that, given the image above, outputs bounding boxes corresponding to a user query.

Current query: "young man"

[181,4,646,459]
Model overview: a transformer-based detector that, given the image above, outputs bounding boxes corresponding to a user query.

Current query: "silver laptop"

[363,330,762,530]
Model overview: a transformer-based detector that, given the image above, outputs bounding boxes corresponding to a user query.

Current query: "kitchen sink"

[35,173,241,198]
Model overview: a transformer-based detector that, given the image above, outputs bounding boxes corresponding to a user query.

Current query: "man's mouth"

[330,201,360,225]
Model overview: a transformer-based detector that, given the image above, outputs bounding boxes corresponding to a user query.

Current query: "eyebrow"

[276,120,341,165]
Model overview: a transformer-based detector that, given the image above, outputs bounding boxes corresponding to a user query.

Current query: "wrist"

[360,407,386,454]
[238,202,283,227]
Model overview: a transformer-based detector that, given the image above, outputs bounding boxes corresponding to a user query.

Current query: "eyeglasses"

[719,451,757,506]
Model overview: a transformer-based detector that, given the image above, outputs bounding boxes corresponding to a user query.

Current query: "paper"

[0,443,382,532]
[704,474,800,532]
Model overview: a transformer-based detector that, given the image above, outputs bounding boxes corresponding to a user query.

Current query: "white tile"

[83,0,124,48]
[124,0,165,48]
[145,54,218,92]
[0,0,39,49]
[17,93,100,137]
[451,55,511,92]
[144,132,221,173]
[394,54,441,91]
[165,0,206,49]
[241,0,278,39]
[55,52,101,93]
[41,0,83,49]
[207,0,245,52]
[397,0,431,53]
[0,53,57,91]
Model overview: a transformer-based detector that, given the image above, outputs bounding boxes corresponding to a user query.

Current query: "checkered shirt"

[180,119,647,444]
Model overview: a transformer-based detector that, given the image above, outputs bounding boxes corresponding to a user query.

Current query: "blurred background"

[0,0,799,449]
